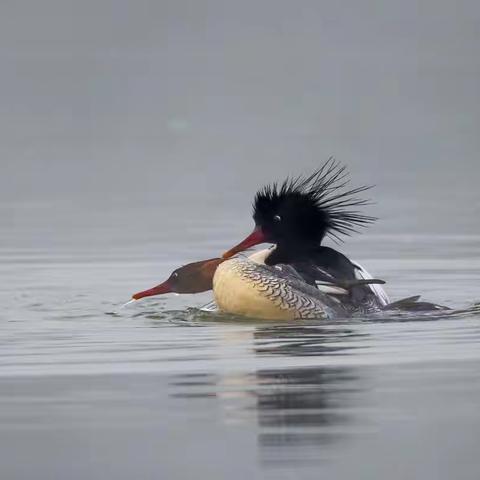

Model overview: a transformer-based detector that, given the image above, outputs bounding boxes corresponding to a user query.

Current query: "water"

[2,203,480,479]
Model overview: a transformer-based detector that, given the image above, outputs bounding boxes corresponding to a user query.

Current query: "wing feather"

[351,260,389,306]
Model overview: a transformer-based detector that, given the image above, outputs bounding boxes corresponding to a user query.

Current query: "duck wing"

[281,247,388,310]
[350,260,389,306]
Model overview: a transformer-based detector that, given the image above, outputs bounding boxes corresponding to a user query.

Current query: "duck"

[131,250,386,320]
[132,160,389,320]
[213,159,389,319]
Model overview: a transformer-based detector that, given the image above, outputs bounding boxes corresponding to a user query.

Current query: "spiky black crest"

[253,158,376,244]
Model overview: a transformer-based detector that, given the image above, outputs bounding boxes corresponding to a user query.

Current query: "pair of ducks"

[132,160,391,320]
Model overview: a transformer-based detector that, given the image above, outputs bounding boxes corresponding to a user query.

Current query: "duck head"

[132,258,223,300]
[222,158,375,259]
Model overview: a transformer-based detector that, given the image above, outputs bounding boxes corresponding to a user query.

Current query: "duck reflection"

[253,324,368,464]
[254,323,368,356]
[169,323,370,465]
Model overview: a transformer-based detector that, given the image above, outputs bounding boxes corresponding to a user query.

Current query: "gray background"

[2,0,479,242]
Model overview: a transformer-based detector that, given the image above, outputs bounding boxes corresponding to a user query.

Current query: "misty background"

[2,0,479,255]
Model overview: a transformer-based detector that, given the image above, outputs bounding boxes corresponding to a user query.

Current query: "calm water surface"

[1,206,480,479]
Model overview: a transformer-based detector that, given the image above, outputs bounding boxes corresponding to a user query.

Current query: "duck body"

[213,256,339,320]
[213,247,387,320]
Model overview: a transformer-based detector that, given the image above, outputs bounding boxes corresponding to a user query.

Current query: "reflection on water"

[253,326,366,464]
[167,324,370,466]
[163,313,480,469]
[255,366,365,465]
[254,324,368,356]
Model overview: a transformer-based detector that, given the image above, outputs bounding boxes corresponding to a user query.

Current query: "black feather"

[253,158,375,244]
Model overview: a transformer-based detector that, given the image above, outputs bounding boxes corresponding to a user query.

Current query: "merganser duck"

[214,159,390,318]
[132,252,385,319]
[132,160,389,320]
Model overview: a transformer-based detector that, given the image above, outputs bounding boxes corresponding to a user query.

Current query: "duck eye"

[273,215,282,222]
[172,272,179,279]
